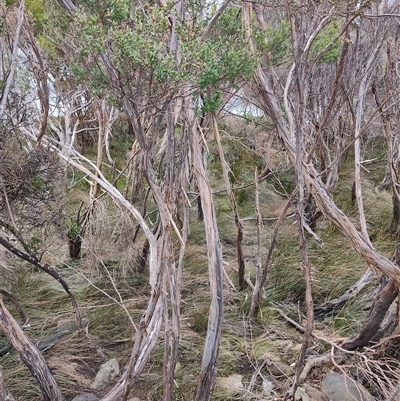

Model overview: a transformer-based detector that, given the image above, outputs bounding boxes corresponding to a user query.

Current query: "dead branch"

[0,288,27,326]
[0,233,82,329]
[249,191,296,319]
[0,298,65,401]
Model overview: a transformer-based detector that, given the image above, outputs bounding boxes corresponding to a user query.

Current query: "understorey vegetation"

[1,0,400,400]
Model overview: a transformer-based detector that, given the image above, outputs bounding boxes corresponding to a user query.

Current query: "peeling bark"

[0,368,15,401]
[0,299,65,401]
[190,104,224,401]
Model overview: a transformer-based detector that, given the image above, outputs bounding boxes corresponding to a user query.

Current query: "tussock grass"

[3,128,399,400]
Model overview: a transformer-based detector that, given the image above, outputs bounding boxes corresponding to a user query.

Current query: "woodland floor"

[0,127,398,400]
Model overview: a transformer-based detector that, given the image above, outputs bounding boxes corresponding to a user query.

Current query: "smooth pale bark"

[24,22,49,144]
[189,104,224,401]
[0,299,65,401]
[212,115,246,290]
[354,31,384,241]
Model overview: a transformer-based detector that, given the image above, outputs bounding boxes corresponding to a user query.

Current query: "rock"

[274,339,294,349]
[295,387,311,401]
[321,372,373,401]
[262,376,275,396]
[216,374,244,393]
[304,384,329,401]
[71,393,99,401]
[91,358,120,390]
[268,360,294,377]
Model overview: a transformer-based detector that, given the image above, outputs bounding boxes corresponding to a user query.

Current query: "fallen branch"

[269,304,355,383]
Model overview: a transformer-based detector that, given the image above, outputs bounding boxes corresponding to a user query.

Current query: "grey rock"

[91,358,120,390]
[71,393,99,401]
[262,376,275,396]
[268,360,294,377]
[321,372,373,401]
[295,387,311,401]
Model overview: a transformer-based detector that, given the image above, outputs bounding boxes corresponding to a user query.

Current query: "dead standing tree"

[247,0,400,362]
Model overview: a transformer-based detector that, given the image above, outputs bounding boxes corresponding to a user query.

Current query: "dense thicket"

[1,0,400,400]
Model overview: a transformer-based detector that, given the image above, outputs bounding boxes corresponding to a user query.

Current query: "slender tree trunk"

[189,103,224,401]
[0,0,24,118]
[249,192,295,319]
[0,368,15,401]
[390,191,400,235]
[68,237,82,259]
[212,115,246,290]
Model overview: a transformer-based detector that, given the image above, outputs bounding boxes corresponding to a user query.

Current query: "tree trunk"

[211,115,246,290]
[342,276,398,350]
[190,105,224,401]
[390,190,400,236]
[68,237,82,259]
[0,299,65,401]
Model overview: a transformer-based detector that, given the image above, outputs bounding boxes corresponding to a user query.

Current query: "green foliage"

[65,219,82,240]
[201,92,221,114]
[256,21,291,65]
[25,0,45,29]
[194,37,255,91]
[72,1,255,110]
[37,34,57,57]
[310,22,341,64]
[27,234,42,254]
[256,19,341,65]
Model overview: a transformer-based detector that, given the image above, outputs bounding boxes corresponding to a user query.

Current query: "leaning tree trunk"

[342,276,398,350]
[342,233,400,350]
[0,299,65,401]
